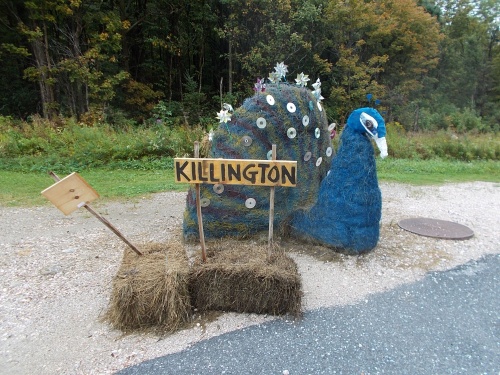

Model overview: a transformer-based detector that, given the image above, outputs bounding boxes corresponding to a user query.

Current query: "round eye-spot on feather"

[315,128,321,138]
[304,151,312,161]
[287,127,297,139]
[266,95,275,105]
[241,135,252,146]
[256,117,267,129]
[245,198,256,209]
[287,103,296,113]
[213,184,224,194]
[326,147,333,157]
[267,150,273,160]
[316,157,323,166]
[328,123,336,132]
[200,198,210,207]
[302,115,310,126]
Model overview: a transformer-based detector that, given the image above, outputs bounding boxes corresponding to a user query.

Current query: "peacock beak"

[375,136,388,158]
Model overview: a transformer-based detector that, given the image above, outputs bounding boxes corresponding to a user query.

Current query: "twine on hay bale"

[189,241,302,317]
[104,241,191,333]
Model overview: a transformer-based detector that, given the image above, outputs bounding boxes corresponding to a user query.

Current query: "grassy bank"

[376,158,500,184]
[1,159,498,207]
[1,169,188,207]
[1,117,498,206]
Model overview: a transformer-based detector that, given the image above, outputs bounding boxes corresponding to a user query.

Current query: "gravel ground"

[118,254,500,375]
[0,182,499,375]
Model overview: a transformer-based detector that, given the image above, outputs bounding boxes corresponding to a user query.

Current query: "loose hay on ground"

[104,241,191,333]
[189,241,302,317]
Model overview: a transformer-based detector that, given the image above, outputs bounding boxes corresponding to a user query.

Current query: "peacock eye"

[365,120,374,130]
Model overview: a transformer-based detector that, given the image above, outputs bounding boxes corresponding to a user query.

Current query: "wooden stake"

[268,144,277,255]
[194,142,207,262]
[49,171,143,256]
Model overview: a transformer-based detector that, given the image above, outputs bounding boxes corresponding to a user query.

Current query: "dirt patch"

[0,182,499,374]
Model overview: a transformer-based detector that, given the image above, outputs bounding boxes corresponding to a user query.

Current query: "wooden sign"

[41,172,99,215]
[174,158,297,187]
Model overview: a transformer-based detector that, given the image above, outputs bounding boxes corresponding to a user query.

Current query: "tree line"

[0,0,498,131]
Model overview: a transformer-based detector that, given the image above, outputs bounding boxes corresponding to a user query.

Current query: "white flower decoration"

[223,103,234,112]
[295,72,310,87]
[268,71,281,84]
[216,109,231,123]
[253,78,266,93]
[312,88,324,102]
[274,62,288,79]
[312,78,321,91]
[208,128,214,141]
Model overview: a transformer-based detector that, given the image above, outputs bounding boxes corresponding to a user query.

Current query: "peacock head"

[346,107,388,159]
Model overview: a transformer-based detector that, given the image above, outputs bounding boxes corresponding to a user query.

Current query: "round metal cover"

[245,198,256,209]
[241,135,253,146]
[398,218,474,240]
[287,127,297,139]
[200,198,210,207]
[266,95,275,105]
[302,115,310,126]
[287,102,296,113]
[213,184,224,194]
[256,117,267,129]
[304,151,312,161]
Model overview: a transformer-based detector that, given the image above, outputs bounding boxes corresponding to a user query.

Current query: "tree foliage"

[0,0,497,131]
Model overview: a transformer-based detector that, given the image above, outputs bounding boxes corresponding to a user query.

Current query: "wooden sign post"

[193,141,207,262]
[268,144,277,255]
[42,172,143,256]
[175,145,297,260]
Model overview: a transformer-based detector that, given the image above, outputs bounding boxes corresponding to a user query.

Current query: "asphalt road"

[118,254,500,375]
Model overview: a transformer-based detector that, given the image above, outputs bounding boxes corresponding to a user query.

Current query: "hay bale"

[189,241,302,317]
[104,241,192,333]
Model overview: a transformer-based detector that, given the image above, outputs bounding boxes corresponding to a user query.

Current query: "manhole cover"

[398,218,474,240]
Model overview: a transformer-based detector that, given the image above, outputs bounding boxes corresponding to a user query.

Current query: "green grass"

[0,169,188,207]
[376,158,500,185]
[1,159,498,207]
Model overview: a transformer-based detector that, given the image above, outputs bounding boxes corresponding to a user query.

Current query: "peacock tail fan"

[183,83,333,241]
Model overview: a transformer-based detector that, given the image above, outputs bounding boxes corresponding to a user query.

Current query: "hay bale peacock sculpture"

[183,63,388,254]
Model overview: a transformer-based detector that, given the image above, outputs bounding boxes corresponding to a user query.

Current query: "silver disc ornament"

[241,135,253,146]
[245,198,256,209]
[302,115,310,126]
[256,117,267,129]
[200,198,210,207]
[287,102,296,113]
[213,184,224,194]
[287,127,297,139]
